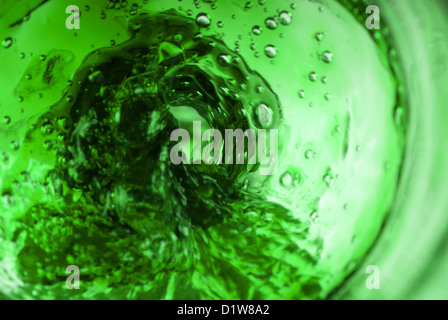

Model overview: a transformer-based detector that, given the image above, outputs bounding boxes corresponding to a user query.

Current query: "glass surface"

[0,0,447,300]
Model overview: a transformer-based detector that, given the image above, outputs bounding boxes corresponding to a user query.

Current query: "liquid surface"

[0,0,404,299]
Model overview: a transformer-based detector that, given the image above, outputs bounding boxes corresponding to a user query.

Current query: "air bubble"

[309,72,317,82]
[196,13,211,28]
[305,149,315,159]
[2,37,12,49]
[310,211,319,223]
[41,121,54,135]
[280,172,293,187]
[320,51,333,63]
[252,26,262,35]
[265,18,277,30]
[217,54,231,66]
[3,116,11,124]
[2,192,15,207]
[255,103,273,128]
[264,45,277,58]
[323,174,335,187]
[0,152,9,163]
[44,140,54,151]
[279,11,291,25]
[10,140,20,151]
[315,33,324,41]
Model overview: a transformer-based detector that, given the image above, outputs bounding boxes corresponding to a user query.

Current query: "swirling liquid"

[0,0,404,299]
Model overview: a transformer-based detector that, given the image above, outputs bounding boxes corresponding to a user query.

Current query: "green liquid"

[0,0,404,299]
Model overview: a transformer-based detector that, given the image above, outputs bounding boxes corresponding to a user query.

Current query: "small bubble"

[290,3,296,10]
[44,140,54,151]
[321,77,328,84]
[19,52,25,59]
[10,140,20,151]
[217,54,231,66]
[255,85,264,93]
[39,55,46,61]
[174,34,183,43]
[2,192,15,207]
[315,32,324,41]
[18,96,23,102]
[187,9,193,16]
[355,145,361,152]
[25,74,32,80]
[309,72,317,82]
[3,116,11,124]
[320,51,333,63]
[298,90,305,99]
[252,25,262,35]
[244,1,253,10]
[2,37,12,49]
[324,93,331,101]
[264,45,277,58]
[305,149,315,159]
[129,3,139,15]
[323,174,335,187]
[196,13,211,28]
[100,11,107,19]
[310,211,319,223]
[280,172,293,187]
[41,121,54,135]
[255,103,273,128]
[0,152,9,163]
[265,18,277,30]
[279,11,291,25]
[217,21,223,28]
